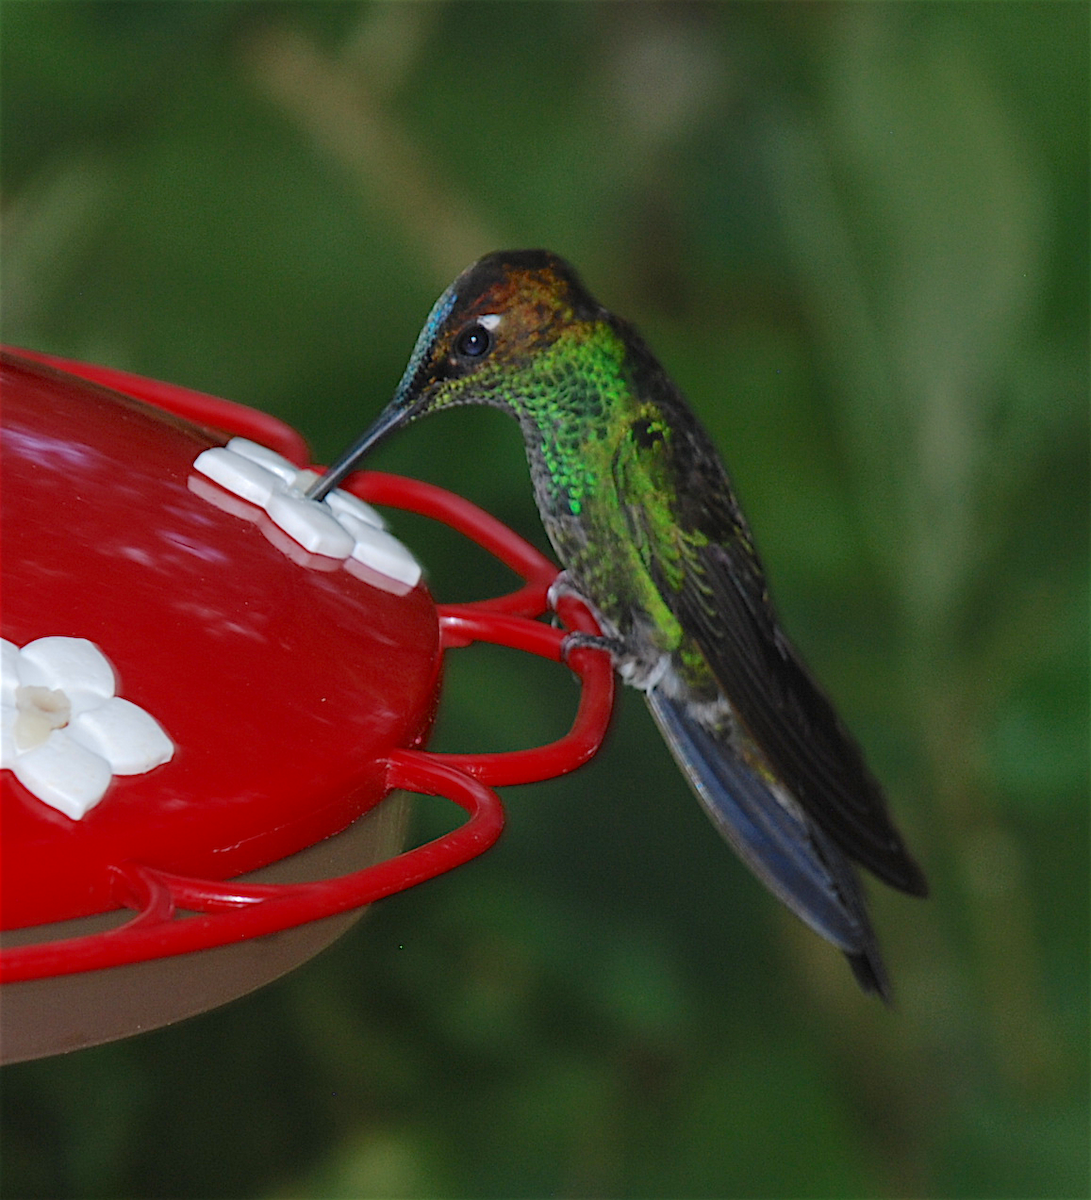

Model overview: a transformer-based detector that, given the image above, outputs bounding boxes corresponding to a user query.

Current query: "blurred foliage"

[1,3,1087,1197]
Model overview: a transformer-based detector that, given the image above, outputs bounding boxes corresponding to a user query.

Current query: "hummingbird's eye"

[453,324,492,360]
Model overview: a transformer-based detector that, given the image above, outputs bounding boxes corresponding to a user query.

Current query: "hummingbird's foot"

[549,572,611,644]
[558,630,625,667]
[546,571,586,612]
[559,632,673,692]
[552,570,627,669]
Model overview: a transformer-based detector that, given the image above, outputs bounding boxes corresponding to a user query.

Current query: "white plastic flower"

[1,637,174,820]
[193,438,421,588]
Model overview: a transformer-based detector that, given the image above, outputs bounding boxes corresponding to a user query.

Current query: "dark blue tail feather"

[646,686,890,1000]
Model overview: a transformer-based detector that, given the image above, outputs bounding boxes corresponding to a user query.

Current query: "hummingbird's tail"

[646,686,891,1000]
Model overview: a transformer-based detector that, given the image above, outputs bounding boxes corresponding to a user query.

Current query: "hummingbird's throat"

[522,413,601,518]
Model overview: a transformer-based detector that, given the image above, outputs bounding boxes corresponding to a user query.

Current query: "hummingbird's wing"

[667,531,926,896]
[646,685,890,998]
[612,420,926,897]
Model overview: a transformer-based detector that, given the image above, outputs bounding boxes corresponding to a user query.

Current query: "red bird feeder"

[0,349,614,1062]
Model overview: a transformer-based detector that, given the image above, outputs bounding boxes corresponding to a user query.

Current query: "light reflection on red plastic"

[5,346,309,466]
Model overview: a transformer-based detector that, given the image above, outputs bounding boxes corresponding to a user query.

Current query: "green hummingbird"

[308,250,927,999]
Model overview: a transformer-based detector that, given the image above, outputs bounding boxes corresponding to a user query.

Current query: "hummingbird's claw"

[546,570,583,612]
[549,574,622,664]
[559,630,624,668]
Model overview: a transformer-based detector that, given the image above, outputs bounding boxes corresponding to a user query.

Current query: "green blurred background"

[2,3,1087,1197]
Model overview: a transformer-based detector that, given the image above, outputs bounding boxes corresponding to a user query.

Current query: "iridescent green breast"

[506,322,688,657]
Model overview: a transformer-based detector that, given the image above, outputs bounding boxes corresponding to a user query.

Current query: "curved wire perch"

[2,757,506,982]
[432,606,614,787]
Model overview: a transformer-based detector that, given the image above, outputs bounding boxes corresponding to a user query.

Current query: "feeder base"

[0,792,411,1063]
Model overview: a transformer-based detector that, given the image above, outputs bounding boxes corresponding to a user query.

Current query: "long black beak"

[305,400,412,502]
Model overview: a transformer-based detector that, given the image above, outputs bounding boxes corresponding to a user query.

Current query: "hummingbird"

[308,250,927,999]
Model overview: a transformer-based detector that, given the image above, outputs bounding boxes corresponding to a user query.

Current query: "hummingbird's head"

[308,250,612,500]
[391,248,608,414]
